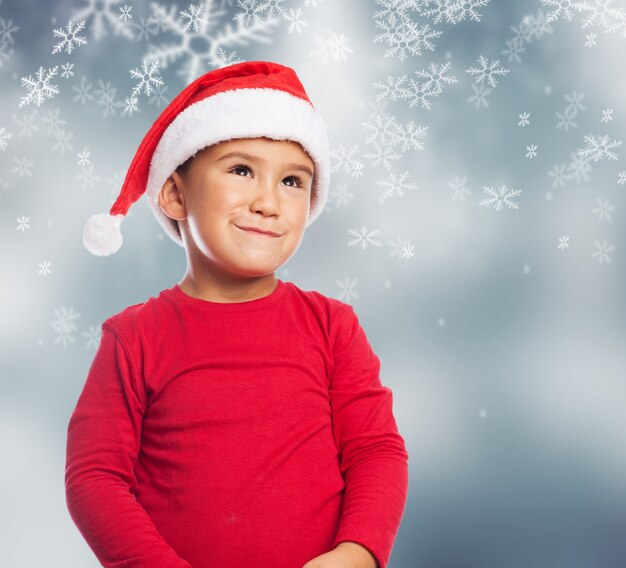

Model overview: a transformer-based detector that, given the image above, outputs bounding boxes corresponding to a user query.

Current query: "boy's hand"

[302,541,378,568]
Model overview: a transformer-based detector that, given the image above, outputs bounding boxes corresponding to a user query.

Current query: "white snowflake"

[336,276,359,304]
[564,90,586,115]
[585,32,597,47]
[207,46,243,68]
[51,128,75,154]
[283,8,308,34]
[41,107,66,136]
[131,16,160,42]
[467,82,492,109]
[309,31,353,63]
[466,55,510,88]
[330,145,364,178]
[448,175,472,202]
[388,236,415,260]
[373,2,442,60]
[557,235,570,250]
[82,325,103,350]
[122,94,140,116]
[618,170,626,185]
[567,150,593,183]
[52,20,87,54]
[541,0,579,23]
[479,184,522,211]
[591,197,615,222]
[72,76,94,104]
[19,66,60,107]
[76,164,101,190]
[525,144,538,159]
[119,5,133,22]
[518,112,530,126]
[377,171,418,203]
[61,62,75,78]
[38,260,52,276]
[328,182,355,208]
[12,110,40,137]
[578,134,622,162]
[0,126,12,151]
[16,215,30,231]
[347,226,382,250]
[71,0,134,40]
[51,306,81,347]
[148,0,278,85]
[77,147,91,166]
[590,240,615,264]
[547,163,568,188]
[601,108,613,123]
[130,58,164,97]
[148,83,170,107]
[11,156,34,178]
[180,3,208,32]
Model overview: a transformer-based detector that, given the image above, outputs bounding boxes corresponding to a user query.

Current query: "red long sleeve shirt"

[65,278,409,568]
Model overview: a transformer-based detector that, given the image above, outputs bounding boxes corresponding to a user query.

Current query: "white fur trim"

[146,87,330,246]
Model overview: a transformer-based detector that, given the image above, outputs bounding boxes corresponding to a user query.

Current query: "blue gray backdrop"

[1,0,625,566]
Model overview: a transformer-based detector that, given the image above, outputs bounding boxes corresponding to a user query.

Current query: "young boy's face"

[158,137,315,280]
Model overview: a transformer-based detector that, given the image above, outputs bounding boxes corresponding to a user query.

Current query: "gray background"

[1,0,625,566]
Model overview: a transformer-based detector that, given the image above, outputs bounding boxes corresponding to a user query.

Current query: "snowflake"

[590,240,615,264]
[52,129,75,154]
[41,107,66,135]
[525,144,538,159]
[77,147,91,166]
[309,31,353,63]
[12,110,40,137]
[180,3,208,32]
[51,306,81,347]
[618,170,626,185]
[591,197,615,222]
[52,20,88,54]
[347,226,382,250]
[148,83,170,107]
[94,80,123,117]
[363,143,401,171]
[377,171,418,203]
[38,260,52,276]
[130,58,164,97]
[19,66,60,107]
[122,94,140,116]
[131,16,160,42]
[388,236,415,260]
[557,235,570,250]
[71,0,134,40]
[465,55,510,88]
[373,4,442,60]
[76,164,102,190]
[328,182,355,208]
[601,108,613,123]
[284,8,308,34]
[235,0,287,25]
[566,150,593,183]
[467,82,492,109]
[82,325,103,350]
[564,90,586,115]
[448,175,472,202]
[148,0,278,84]
[578,134,622,162]
[72,76,94,104]
[362,112,428,155]
[479,185,522,211]
[518,112,530,126]
[547,163,568,188]
[501,35,526,63]
[585,32,597,47]
[16,215,30,231]
[0,126,12,151]
[375,61,457,111]
[330,145,364,178]
[0,17,19,45]
[423,0,491,25]
[556,107,577,131]
[576,0,626,36]
[119,5,133,22]
[11,156,34,178]
[61,62,75,78]
[336,276,359,304]
[208,46,243,68]
[541,0,579,23]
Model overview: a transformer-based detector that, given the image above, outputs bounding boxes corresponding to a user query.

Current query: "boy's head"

[158,136,315,277]
[82,61,330,257]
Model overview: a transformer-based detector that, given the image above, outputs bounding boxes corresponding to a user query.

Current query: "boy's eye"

[231,165,251,176]
[283,176,303,188]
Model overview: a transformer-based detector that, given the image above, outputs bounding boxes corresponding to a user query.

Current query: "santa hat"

[83,60,330,256]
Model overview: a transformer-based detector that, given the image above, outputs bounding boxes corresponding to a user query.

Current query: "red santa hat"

[83,60,330,256]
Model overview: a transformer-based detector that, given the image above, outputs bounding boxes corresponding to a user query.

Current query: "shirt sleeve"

[64,324,192,568]
[329,305,410,568]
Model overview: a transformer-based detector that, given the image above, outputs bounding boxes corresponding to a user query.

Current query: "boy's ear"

[158,173,187,221]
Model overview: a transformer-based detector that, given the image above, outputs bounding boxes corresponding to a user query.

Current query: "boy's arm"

[328,305,410,568]
[65,324,191,568]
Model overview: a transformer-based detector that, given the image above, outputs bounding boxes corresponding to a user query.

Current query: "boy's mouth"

[235,225,281,238]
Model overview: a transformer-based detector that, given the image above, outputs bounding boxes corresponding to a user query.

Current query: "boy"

[66,61,409,568]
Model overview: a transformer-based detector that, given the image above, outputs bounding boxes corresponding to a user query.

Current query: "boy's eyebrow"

[215,151,314,178]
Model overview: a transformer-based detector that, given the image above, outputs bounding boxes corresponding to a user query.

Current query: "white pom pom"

[83,213,124,256]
